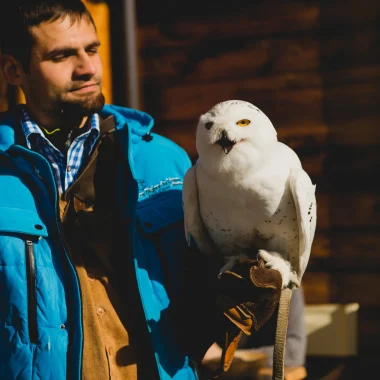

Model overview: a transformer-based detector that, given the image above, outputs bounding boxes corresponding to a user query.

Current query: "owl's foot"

[218,254,249,279]
[257,250,292,288]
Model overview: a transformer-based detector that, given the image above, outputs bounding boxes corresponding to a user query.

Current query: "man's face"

[21,15,104,124]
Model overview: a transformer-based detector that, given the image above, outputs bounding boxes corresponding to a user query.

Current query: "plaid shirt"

[20,107,100,194]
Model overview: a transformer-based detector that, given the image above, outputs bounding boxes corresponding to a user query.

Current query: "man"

[0,1,282,379]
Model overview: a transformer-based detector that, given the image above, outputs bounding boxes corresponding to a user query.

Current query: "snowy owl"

[182,100,316,288]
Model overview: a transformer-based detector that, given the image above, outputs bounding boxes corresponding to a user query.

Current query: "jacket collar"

[0,104,155,152]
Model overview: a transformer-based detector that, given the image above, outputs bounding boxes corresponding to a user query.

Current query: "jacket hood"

[100,104,154,137]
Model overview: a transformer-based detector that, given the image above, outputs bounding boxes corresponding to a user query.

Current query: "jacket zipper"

[26,239,38,343]
[34,159,84,378]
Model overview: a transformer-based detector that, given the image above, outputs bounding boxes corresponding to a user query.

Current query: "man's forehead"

[30,16,98,51]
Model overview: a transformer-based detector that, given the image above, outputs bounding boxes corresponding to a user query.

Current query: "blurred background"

[1,0,380,378]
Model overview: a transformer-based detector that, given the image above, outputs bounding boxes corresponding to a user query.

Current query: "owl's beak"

[216,130,236,154]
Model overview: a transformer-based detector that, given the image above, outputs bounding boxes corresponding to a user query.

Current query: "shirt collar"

[20,106,100,150]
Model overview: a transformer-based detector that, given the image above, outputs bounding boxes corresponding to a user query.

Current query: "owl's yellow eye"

[236,119,251,127]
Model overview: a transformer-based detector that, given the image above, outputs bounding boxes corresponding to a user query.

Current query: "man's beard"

[56,91,105,124]
[60,92,105,117]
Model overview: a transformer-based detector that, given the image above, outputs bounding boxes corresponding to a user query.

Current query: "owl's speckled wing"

[289,167,317,285]
[183,165,215,255]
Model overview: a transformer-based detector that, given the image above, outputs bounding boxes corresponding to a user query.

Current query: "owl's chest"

[197,169,282,221]
[197,173,298,255]
[198,177,266,228]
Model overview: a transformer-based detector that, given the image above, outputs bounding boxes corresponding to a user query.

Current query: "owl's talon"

[257,249,292,288]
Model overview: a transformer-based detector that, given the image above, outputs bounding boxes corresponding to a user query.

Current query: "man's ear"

[1,54,25,86]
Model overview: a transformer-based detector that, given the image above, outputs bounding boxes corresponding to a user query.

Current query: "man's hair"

[0,0,95,71]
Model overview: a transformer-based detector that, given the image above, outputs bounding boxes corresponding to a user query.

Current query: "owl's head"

[196,100,278,171]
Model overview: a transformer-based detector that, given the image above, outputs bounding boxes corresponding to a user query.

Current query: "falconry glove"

[212,257,282,376]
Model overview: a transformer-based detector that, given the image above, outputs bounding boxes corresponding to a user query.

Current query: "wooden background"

[1,0,379,376]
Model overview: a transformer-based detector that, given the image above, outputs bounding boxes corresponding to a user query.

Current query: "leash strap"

[272,288,292,380]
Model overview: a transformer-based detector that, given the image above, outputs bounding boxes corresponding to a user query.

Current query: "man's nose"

[74,53,97,78]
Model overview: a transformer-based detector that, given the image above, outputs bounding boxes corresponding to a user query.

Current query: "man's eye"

[87,48,99,55]
[236,119,251,127]
[51,55,69,62]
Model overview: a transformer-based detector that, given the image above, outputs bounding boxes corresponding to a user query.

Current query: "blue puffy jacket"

[0,104,198,379]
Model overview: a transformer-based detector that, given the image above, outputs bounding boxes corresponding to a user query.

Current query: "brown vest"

[59,116,158,379]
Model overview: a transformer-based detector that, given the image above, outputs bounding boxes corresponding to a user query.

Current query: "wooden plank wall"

[135,0,380,373]
[0,50,8,112]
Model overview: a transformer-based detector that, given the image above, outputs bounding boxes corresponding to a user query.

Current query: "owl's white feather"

[182,100,317,288]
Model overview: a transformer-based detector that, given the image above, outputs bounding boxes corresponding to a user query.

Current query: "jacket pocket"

[136,189,184,234]
[0,207,48,344]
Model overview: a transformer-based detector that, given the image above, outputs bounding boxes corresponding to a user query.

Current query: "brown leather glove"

[175,249,282,379]
[217,258,282,334]
[212,257,282,377]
